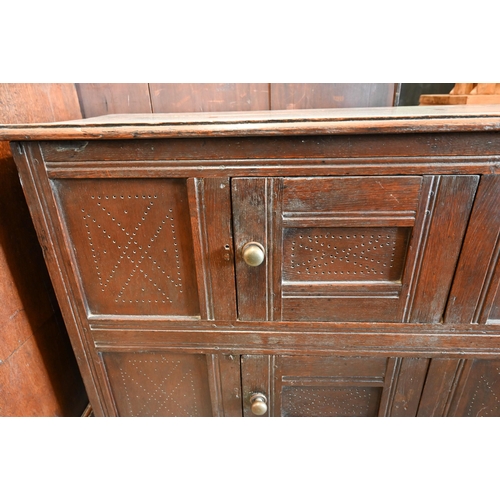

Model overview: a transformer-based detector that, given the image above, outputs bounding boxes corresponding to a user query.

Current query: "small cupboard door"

[100,351,242,417]
[232,176,478,323]
[241,354,430,417]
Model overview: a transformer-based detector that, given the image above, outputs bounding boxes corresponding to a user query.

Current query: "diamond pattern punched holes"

[54,179,200,316]
[464,363,500,417]
[281,386,382,417]
[283,227,411,282]
[102,352,213,417]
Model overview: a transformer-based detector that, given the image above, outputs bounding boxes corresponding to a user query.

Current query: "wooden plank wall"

[76,83,397,116]
[0,84,88,416]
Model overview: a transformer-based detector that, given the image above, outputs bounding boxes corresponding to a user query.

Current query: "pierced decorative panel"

[102,352,213,417]
[281,386,382,417]
[455,360,500,417]
[53,179,200,317]
[283,227,411,282]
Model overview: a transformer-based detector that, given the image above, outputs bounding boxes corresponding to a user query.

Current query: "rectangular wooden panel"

[40,133,500,166]
[188,178,237,320]
[53,178,200,318]
[270,83,396,109]
[448,359,500,417]
[409,175,479,323]
[283,176,422,215]
[445,175,500,324]
[232,178,281,321]
[101,351,214,417]
[217,355,243,417]
[388,357,430,416]
[276,176,429,322]
[280,386,383,417]
[283,227,411,282]
[417,358,465,416]
[274,355,387,417]
[282,297,401,323]
[150,83,270,112]
[277,355,387,379]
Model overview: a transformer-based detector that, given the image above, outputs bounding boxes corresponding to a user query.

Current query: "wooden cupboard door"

[241,354,429,417]
[101,351,242,417]
[101,351,214,416]
[418,358,500,417]
[51,178,201,318]
[232,176,478,322]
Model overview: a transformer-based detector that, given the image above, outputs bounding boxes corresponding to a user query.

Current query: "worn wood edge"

[12,143,113,417]
[3,105,500,139]
[87,317,500,333]
[89,325,500,357]
[81,403,94,417]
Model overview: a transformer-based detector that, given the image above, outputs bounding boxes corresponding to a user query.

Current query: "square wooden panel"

[52,178,200,317]
[101,351,214,417]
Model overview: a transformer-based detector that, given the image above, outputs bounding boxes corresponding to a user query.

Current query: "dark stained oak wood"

[387,358,429,416]
[273,355,387,417]
[445,175,500,324]
[417,358,465,416]
[101,351,213,416]
[6,106,500,416]
[5,106,500,140]
[241,355,272,417]
[444,359,500,416]
[187,178,237,320]
[408,175,479,323]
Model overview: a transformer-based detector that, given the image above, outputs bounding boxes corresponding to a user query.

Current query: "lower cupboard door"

[241,355,430,417]
[100,351,242,417]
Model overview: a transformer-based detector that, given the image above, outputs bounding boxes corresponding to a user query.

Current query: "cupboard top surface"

[2,105,500,140]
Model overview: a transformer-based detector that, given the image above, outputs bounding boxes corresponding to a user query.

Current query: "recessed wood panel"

[283,227,411,282]
[274,355,387,417]
[102,351,213,417]
[445,175,500,324]
[53,178,200,317]
[281,386,383,417]
[282,176,423,215]
[448,359,500,417]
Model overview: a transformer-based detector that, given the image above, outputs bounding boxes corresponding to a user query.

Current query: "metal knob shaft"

[242,242,265,267]
[250,393,268,416]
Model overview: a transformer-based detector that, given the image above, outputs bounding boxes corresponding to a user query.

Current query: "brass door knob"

[242,242,265,267]
[250,393,268,416]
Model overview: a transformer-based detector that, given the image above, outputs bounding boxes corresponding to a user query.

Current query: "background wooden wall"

[0,82,398,416]
[75,83,397,116]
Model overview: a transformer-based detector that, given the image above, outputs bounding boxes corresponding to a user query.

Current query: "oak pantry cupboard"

[2,105,500,417]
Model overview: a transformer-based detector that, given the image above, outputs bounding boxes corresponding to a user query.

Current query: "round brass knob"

[242,242,265,267]
[250,393,268,416]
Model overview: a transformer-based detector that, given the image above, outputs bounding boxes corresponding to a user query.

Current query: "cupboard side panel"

[409,175,479,323]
